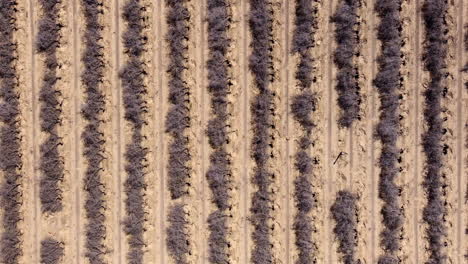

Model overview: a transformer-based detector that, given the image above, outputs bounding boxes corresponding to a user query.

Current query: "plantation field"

[0,0,467,263]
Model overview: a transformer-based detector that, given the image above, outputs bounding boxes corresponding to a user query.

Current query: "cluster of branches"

[374,1,404,263]
[164,0,192,263]
[290,0,318,263]
[81,0,107,263]
[330,190,359,264]
[0,1,23,263]
[36,0,64,214]
[120,0,149,263]
[249,0,275,263]
[165,0,191,200]
[206,0,232,263]
[166,203,190,264]
[331,0,361,128]
[40,238,64,264]
[421,0,448,263]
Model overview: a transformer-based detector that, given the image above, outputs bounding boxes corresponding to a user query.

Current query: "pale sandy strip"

[198,0,209,261]
[16,0,38,262]
[100,0,118,262]
[100,0,122,263]
[364,0,380,262]
[282,0,296,262]
[354,0,375,262]
[270,0,292,262]
[411,0,427,261]
[226,0,243,262]
[461,3,468,261]
[184,0,207,262]
[444,0,461,261]
[110,0,125,262]
[311,1,328,263]
[31,1,42,262]
[400,0,416,262]
[325,0,337,263]
[152,0,169,263]
[238,0,251,262]
[455,0,466,262]
[195,0,209,261]
[70,0,83,262]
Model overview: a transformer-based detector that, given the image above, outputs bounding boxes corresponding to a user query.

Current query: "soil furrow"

[411,0,423,262]
[326,0,336,262]
[110,0,124,262]
[153,0,167,262]
[71,0,82,263]
[26,0,41,262]
[240,0,250,262]
[191,0,209,261]
[368,0,378,261]
[455,0,466,262]
[282,1,292,262]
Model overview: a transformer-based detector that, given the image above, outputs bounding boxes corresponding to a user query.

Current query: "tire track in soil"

[17,1,39,262]
[455,0,466,262]
[278,0,292,262]
[400,0,417,261]
[153,0,167,263]
[411,0,423,262]
[226,0,242,261]
[353,0,375,261]
[366,0,378,262]
[310,1,328,262]
[445,1,462,262]
[239,0,251,262]
[27,0,40,262]
[197,0,208,261]
[408,0,422,263]
[71,0,82,262]
[111,0,124,262]
[326,0,336,262]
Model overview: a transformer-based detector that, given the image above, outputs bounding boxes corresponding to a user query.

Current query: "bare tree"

[331,0,361,127]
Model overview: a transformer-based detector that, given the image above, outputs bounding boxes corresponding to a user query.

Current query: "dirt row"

[1,0,467,263]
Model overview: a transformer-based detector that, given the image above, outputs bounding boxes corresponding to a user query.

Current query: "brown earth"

[4,0,467,263]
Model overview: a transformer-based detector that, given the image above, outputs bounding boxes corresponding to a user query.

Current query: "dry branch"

[290,0,319,263]
[0,1,23,262]
[249,0,275,262]
[120,0,149,263]
[421,0,449,263]
[206,0,232,262]
[331,0,361,128]
[331,190,359,264]
[80,0,108,263]
[165,0,192,262]
[40,238,64,264]
[374,1,404,263]
[37,0,64,214]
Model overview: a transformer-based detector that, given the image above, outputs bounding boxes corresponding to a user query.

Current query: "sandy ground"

[5,0,467,263]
